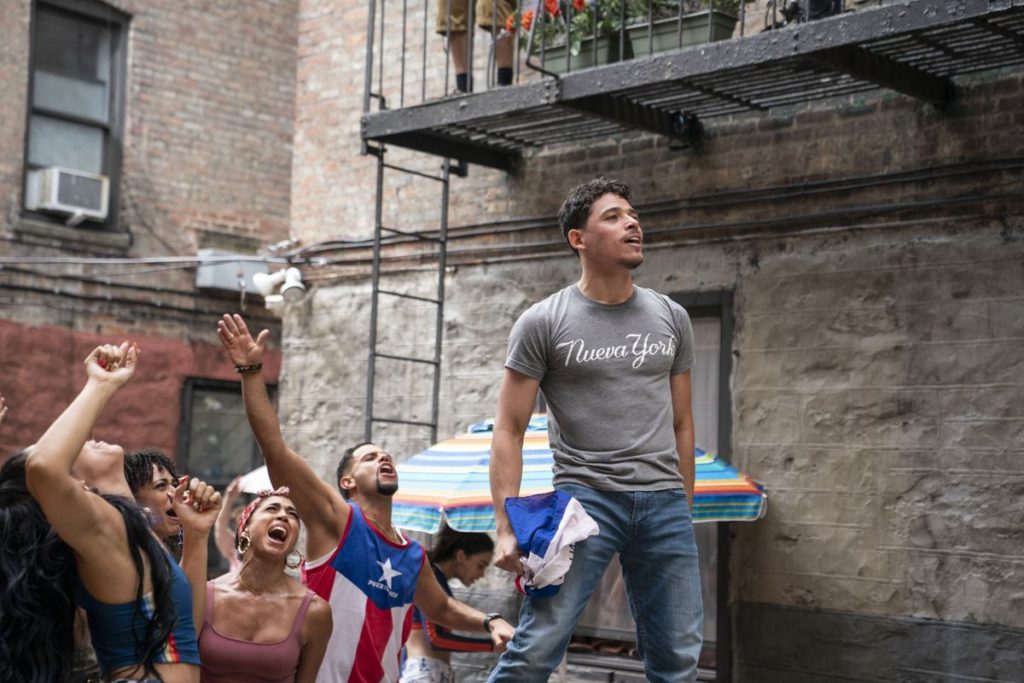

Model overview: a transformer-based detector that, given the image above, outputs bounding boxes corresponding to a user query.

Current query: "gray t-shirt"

[505,284,695,491]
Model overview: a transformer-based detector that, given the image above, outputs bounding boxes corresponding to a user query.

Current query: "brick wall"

[0,0,297,457]
[1,0,298,266]
[0,317,282,461]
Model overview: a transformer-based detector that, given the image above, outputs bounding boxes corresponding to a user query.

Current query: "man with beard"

[487,178,704,682]
[217,314,513,683]
[124,448,182,557]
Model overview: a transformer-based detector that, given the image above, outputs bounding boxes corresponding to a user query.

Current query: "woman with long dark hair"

[400,527,497,683]
[198,487,332,682]
[22,342,218,683]
[0,450,78,682]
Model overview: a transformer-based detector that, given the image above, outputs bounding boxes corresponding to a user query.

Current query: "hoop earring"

[237,533,251,556]
[286,549,304,570]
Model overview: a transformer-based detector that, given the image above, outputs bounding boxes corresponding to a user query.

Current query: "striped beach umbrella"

[392,415,766,533]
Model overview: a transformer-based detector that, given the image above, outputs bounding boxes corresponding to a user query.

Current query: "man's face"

[341,443,398,498]
[135,464,180,541]
[572,193,643,269]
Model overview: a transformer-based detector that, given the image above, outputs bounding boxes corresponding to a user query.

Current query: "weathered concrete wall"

[282,214,1024,680]
[287,21,1024,670]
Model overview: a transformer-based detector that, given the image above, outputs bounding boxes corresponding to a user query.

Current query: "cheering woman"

[198,487,332,682]
[20,342,218,683]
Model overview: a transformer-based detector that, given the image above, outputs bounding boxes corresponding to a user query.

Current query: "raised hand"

[224,475,243,504]
[84,342,139,388]
[172,475,223,534]
[217,314,269,367]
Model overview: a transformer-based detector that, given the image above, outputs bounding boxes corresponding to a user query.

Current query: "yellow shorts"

[436,0,517,34]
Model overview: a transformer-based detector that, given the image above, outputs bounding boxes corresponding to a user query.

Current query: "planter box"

[533,9,737,74]
[630,10,738,58]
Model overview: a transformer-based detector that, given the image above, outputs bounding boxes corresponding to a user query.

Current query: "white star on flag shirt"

[377,558,402,589]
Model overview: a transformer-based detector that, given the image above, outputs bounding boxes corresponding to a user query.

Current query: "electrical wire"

[4,156,1021,276]
[0,254,293,266]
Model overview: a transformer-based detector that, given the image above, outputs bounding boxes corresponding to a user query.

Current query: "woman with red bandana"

[198,487,333,683]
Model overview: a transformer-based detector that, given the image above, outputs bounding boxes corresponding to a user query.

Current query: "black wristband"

[234,363,263,374]
[483,612,503,632]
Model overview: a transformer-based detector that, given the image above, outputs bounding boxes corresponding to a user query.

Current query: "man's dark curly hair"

[336,442,372,500]
[557,178,633,255]
[124,448,178,496]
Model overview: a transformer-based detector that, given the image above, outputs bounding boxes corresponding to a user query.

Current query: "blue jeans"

[488,483,703,683]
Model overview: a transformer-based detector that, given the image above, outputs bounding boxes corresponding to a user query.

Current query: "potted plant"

[512,0,739,74]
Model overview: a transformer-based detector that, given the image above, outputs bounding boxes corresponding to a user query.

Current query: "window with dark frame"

[178,378,274,576]
[24,0,127,230]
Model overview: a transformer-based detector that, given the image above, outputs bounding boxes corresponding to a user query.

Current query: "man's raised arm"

[489,367,539,575]
[217,314,348,552]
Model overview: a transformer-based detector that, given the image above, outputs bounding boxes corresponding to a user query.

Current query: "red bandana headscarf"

[236,486,291,540]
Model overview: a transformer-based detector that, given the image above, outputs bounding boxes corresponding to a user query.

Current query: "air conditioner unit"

[25,167,110,222]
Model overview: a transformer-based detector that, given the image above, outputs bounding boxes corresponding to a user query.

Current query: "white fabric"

[519,496,599,591]
[237,464,272,493]
[399,656,453,683]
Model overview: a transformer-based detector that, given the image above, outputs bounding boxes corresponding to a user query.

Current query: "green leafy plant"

[512,0,741,55]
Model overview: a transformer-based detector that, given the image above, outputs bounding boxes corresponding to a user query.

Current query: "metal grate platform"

[361,0,1024,170]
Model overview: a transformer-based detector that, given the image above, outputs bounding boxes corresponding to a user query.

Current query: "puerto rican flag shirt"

[303,503,425,683]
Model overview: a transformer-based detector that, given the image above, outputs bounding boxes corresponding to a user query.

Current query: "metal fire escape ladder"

[362,148,451,446]
[361,0,458,447]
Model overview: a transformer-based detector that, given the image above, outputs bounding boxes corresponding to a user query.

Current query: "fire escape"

[360,0,1024,451]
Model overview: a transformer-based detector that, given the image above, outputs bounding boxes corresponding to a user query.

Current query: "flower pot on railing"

[629,10,737,58]
[531,9,737,74]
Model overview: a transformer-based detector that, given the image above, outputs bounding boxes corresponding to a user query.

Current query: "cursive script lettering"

[556,333,676,369]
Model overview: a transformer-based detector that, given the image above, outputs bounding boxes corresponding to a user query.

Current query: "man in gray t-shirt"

[488,179,703,683]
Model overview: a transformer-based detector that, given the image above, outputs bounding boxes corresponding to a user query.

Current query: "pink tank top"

[199,580,314,683]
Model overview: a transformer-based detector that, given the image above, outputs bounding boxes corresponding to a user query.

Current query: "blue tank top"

[77,551,201,675]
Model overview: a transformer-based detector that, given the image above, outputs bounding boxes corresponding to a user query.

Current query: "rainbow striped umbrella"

[393,415,766,533]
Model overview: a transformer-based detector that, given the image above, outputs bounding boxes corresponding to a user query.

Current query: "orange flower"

[522,9,534,30]
[572,0,587,10]
[505,13,515,31]
[544,0,560,16]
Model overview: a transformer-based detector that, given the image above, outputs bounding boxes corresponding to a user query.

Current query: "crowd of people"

[0,178,704,683]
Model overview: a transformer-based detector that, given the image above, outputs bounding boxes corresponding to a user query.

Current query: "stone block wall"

[286,6,1024,671]
[283,212,1024,682]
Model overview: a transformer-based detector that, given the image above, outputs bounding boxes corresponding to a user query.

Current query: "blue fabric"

[488,484,703,683]
[77,553,200,675]
[328,503,424,610]
[505,490,571,565]
[504,491,579,597]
